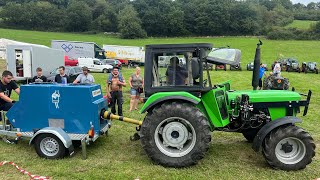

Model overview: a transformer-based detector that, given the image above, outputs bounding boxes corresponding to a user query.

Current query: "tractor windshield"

[151,51,202,87]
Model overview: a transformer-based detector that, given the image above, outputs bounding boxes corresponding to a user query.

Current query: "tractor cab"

[144,43,241,98]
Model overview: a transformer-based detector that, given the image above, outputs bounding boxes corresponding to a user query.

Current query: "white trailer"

[6,44,64,81]
[102,45,145,66]
[51,40,106,59]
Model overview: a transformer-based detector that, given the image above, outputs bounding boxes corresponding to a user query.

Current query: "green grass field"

[285,20,318,30]
[0,28,319,179]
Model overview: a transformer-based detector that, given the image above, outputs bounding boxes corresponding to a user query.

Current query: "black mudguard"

[252,116,302,152]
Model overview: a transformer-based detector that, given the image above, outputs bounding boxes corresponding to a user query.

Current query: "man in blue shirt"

[259,63,267,90]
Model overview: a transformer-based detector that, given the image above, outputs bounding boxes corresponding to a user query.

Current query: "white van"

[78,57,113,73]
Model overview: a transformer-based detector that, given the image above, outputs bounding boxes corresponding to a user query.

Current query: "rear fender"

[140,92,200,113]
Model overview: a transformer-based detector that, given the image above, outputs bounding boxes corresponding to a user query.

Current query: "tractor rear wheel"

[140,102,211,167]
[35,134,66,159]
[262,125,315,171]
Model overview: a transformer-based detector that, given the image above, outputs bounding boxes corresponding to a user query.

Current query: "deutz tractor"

[138,42,315,170]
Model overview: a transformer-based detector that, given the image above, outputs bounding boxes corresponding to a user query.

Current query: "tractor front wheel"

[140,102,211,167]
[34,134,66,159]
[262,125,315,171]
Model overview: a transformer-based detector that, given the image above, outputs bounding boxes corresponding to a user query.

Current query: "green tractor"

[137,42,315,170]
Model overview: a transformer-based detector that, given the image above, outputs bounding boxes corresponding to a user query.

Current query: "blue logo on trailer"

[61,44,73,52]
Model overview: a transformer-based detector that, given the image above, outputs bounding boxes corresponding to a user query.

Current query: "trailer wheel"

[34,134,66,159]
[140,102,211,167]
[262,125,315,170]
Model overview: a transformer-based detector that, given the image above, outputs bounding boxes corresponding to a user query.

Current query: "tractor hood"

[227,90,301,103]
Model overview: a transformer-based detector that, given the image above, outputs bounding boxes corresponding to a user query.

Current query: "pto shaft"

[103,112,142,126]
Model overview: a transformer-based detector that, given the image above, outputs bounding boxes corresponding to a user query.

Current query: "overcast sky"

[291,0,320,5]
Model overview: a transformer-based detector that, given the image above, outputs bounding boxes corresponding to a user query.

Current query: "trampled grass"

[285,20,318,30]
[0,29,319,179]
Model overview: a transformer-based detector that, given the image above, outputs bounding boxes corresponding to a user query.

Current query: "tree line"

[0,0,319,39]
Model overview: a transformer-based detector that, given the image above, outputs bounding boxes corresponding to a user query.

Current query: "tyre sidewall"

[141,102,211,167]
[34,133,66,159]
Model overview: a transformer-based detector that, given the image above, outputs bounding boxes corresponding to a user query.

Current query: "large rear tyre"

[34,134,66,159]
[262,125,315,171]
[140,102,212,167]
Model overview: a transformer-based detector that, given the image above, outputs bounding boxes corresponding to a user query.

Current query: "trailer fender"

[29,127,74,154]
[252,116,302,152]
[140,93,200,113]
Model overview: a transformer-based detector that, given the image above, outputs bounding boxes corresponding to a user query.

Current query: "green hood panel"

[140,92,201,113]
[227,90,301,103]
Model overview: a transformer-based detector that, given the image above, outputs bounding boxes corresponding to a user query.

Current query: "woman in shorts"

[129,67,144,111]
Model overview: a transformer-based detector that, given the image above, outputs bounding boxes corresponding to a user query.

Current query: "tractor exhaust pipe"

[103,112,142,126]
[252,40,263,90]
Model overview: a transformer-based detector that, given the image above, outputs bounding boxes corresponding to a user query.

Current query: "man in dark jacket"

[32,67,47,83]
[54,66,70,84]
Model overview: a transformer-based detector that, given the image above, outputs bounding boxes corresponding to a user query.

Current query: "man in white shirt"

[73,66,95,84]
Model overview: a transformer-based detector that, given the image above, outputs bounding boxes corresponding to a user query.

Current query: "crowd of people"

[0,66,144,116]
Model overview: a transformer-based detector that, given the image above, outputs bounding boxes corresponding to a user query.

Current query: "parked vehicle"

[103,45,145,66]
[247,62,268,71]
[215,63,226,71]
[47,66,83,82]
[282,58,301,72]
[100,59,122,68]
[203,62,213,71]
[276,58,300,72]
[301,62,318,74]
[64,56,78,66]
[137,42,314,170]
[6,44,64,81]
[78,57,113,73]
[230,63,242,71]
[52,40,106,60]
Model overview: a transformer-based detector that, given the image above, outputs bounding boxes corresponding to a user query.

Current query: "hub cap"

[154,117,196,157]
[40,137,59,157]
[275,137,306,164]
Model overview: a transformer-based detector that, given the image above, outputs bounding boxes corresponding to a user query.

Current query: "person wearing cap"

[73,66,95,84]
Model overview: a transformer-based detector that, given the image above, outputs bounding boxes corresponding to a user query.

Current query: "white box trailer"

[6,44,64,81]
[103,45,145,66]
[51,40,106,59]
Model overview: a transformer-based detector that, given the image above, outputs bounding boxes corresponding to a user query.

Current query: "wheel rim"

[275,137,306,165]
[40,137,60,157]
[154,117,196,157]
